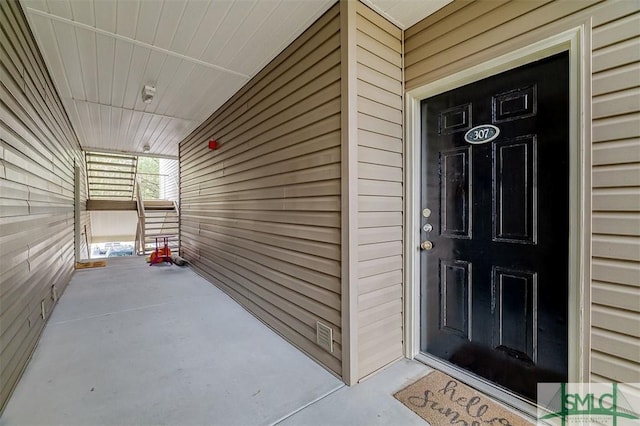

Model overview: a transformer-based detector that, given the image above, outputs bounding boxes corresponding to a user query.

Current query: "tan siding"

[591,351,640,382]
[406,0,600,87]
[591,3,640,382]
[179,5,343,376]
[593,139,640,166]
[406,0,640,383]
[593,281,640,314]
[355,2,403,380]
[593,213,640,236]
[0,0,84,410]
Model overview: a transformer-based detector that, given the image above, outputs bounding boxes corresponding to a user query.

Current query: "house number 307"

[464,124,500,144]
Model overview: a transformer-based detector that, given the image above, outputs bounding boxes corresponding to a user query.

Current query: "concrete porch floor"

[0,256,433,426]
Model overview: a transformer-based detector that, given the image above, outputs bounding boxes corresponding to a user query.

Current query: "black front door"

[420,52,570,401]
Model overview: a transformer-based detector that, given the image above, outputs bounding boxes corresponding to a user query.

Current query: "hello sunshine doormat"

[394,370,533,426]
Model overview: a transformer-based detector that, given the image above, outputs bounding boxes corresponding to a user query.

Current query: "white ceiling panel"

[87,101,101,145]
[122,45,150,109]
[231,0,335,77]
[117,108,134,148]
[69,0,94,26]
[169,1,211,55]
[154,61,197,116]
[115,0,139,39]
[69,99,87,139]
[153,0,189,51]
[46,0,72,19]
[22,0,448,158]
[110,108,123,149]
[112,40,134,107]
[147,56,183,113]
[99,104,111,147]
[54,23,87,99]
[76,27,98,103]
[179,72,242,119]
[26,14,71,99]
[21,0,47,13]
[185,1,235,60]
[199,0,257,65]
[96,34,115,105]
[94,0,116,33]
[213,0,280,68]
[134,0,163,46]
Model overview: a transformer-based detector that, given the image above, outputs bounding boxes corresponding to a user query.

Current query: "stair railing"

[173,200,180,255]
[169,173,180,205]
[135,177,146,255]
[131,157,138,201]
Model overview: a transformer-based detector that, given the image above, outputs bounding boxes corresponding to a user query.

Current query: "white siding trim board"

[355,1,404,381]
[340,0,359,385]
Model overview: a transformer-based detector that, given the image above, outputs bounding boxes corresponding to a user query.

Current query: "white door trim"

[403,24,591,396]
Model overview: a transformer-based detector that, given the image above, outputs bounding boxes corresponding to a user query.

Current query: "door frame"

[403,26,591,411]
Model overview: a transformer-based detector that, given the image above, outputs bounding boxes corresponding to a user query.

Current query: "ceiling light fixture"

[143,144,150,152]
[141,84,155,104]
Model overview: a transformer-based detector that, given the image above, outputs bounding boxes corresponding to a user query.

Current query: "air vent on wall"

[316,321,333,353]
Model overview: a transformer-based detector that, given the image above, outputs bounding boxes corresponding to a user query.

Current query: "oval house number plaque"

[464,124,500,144]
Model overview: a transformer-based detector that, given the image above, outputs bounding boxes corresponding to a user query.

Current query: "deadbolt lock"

[422,208,431,218]
[421,241,433,250]
[423,223,433,232]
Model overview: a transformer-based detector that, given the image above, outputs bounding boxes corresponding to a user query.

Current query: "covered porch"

[0,257,431,425]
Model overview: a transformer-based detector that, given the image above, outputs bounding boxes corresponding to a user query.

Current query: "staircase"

[84,152,180,256]
[135,179,179,255]
[86,152,137,200]
[142,200,179,255]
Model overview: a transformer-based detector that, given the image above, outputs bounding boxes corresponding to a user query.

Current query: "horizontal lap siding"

[591,5,640,382]
[356,3,403,379]
[406,0,640,383]
[179,5,343,376]
[0,0,83,411]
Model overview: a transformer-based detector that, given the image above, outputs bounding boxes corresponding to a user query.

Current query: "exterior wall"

[405,0,640,383]
[590,3,640,382]
[0,0,86,410]
[88,211,138,243]
[179,5,342,375]
[355,2,404,379]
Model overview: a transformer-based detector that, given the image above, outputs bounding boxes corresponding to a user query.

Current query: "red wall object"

[208,140,219,150]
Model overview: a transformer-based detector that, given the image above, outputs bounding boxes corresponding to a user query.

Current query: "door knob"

[421,241,433,250]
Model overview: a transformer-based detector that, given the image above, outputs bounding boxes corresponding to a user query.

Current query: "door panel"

[493,136,536,244]
[441,147,471,238]
[420,52,569,401]
[440,259,471,338]
[492,267,536,362]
